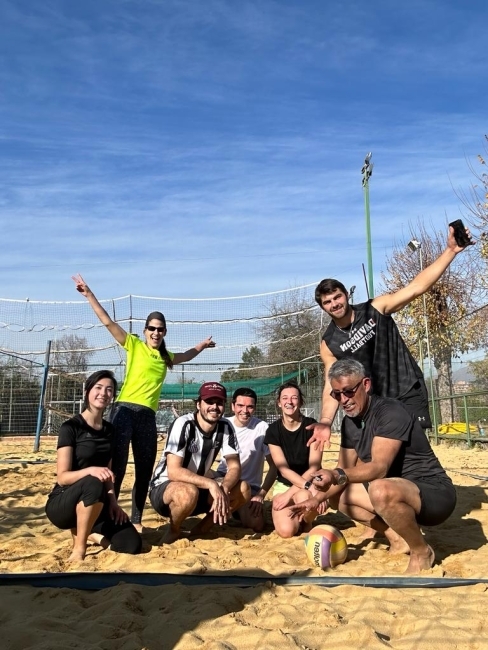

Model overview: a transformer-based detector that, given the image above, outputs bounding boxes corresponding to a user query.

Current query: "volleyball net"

[0,283,327,437]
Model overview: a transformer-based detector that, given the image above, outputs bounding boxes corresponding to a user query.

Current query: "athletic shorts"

[413,476,457,526]
[149,481,211,518]
[272,480,292,496]
[364,475,456,527]
[400,381,432,429]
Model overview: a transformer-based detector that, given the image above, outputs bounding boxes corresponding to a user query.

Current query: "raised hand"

[306,422,331,451]
[71,274,91,297]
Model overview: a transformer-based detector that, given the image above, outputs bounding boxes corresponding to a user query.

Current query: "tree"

[468,357,488,392]
[258,293,325,377]
[0,355,41,435]
[52,334,94,373]
[49,334,95,407]
[456,135,488,265]
[220,292,327,391]
[220,346,267,383]
[381,220,487,424]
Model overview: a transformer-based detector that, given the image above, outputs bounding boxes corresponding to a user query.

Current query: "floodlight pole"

[361,153,374,298]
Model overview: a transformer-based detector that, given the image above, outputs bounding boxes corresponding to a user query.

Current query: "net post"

[33,340,52,452]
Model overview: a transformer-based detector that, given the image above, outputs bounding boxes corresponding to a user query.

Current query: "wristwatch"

[334,468,349,486]
[304,480,313,490]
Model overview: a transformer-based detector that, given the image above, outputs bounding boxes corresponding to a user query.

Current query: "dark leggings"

[45,476,142,554]
[110,402,158,524]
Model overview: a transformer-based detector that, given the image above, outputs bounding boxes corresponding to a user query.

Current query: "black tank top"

[323,300,427,402]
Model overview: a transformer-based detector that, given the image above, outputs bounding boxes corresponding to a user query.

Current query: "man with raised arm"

[149,382,250,542]
[291,359,456,574]
[309,224,474,448]
[216,388,277,532]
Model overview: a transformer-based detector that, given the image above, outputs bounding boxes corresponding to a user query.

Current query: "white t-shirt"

[150,413,239,489]
[217,416,269,494]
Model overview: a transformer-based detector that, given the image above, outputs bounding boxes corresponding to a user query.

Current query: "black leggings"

[45,476,142,555]
[110,402,158,524]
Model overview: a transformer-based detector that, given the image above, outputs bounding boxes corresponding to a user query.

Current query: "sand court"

[1,437,488,649]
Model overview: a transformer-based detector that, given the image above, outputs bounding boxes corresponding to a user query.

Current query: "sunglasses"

[330,380,362,400]
[146,326,165,333]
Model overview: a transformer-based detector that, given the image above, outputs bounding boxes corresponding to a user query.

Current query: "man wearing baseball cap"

[149,382,250,542]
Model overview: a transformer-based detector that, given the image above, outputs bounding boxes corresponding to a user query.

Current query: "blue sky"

[1,0,487,303]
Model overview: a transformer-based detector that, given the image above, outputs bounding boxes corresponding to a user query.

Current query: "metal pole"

[34,340,52,452]
[182,366,185,403]
[361,153,374,298]
[8,366,13,432]
[419,248,438,437]
[463,395,471,446]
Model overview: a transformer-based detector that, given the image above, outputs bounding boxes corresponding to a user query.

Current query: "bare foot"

[188,515,214,538]
[68,548,86,562]
[384,529,410,555]
[404,545,435,574]
[133,523,144,534]
[357,526,380,543]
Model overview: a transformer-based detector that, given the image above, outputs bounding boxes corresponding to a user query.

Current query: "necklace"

[334,311,355,339]
[335,322,353,338]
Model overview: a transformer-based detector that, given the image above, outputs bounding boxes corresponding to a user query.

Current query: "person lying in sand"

[45,371,142,561]
[149,382,250,542]
[289,359,457,574]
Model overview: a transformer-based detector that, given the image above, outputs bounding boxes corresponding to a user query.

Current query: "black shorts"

[412,475,457,526]
[400,381,432,429]
[150,482,211,518]
[364,475,456,527]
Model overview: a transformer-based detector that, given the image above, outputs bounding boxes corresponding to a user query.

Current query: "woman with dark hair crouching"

[264,381,326,538]
[45,370,142,561]
[72,274,215,532]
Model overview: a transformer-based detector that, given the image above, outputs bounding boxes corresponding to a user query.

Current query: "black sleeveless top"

[322,300,427,403]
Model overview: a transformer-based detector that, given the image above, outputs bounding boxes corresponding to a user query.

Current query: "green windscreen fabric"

[160,371,304,400]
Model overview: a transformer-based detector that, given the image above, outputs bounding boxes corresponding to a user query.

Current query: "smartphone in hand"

[449,219,474,247]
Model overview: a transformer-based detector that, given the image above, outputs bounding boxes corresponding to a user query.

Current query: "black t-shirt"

[341,395,448,482]
[264,416,316,486]
[56,413,113,471]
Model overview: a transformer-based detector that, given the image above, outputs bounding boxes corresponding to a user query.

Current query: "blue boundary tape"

[1,573,488,590]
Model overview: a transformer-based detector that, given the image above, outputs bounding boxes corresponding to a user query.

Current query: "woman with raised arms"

[72,274,215,531]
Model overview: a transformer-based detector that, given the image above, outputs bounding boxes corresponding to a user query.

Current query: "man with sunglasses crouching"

[309,224,474,450]
[290,359,456,574]
[149,382,250,542]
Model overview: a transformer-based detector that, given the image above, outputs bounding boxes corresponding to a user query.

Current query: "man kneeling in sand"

[216,388,277,532]
[149,382,250,542]
[290,359,457,573]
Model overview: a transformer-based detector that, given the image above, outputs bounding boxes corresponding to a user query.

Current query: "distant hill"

[452,365,475,383]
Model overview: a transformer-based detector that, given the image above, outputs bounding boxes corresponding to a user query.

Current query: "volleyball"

[304,525,348,569]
